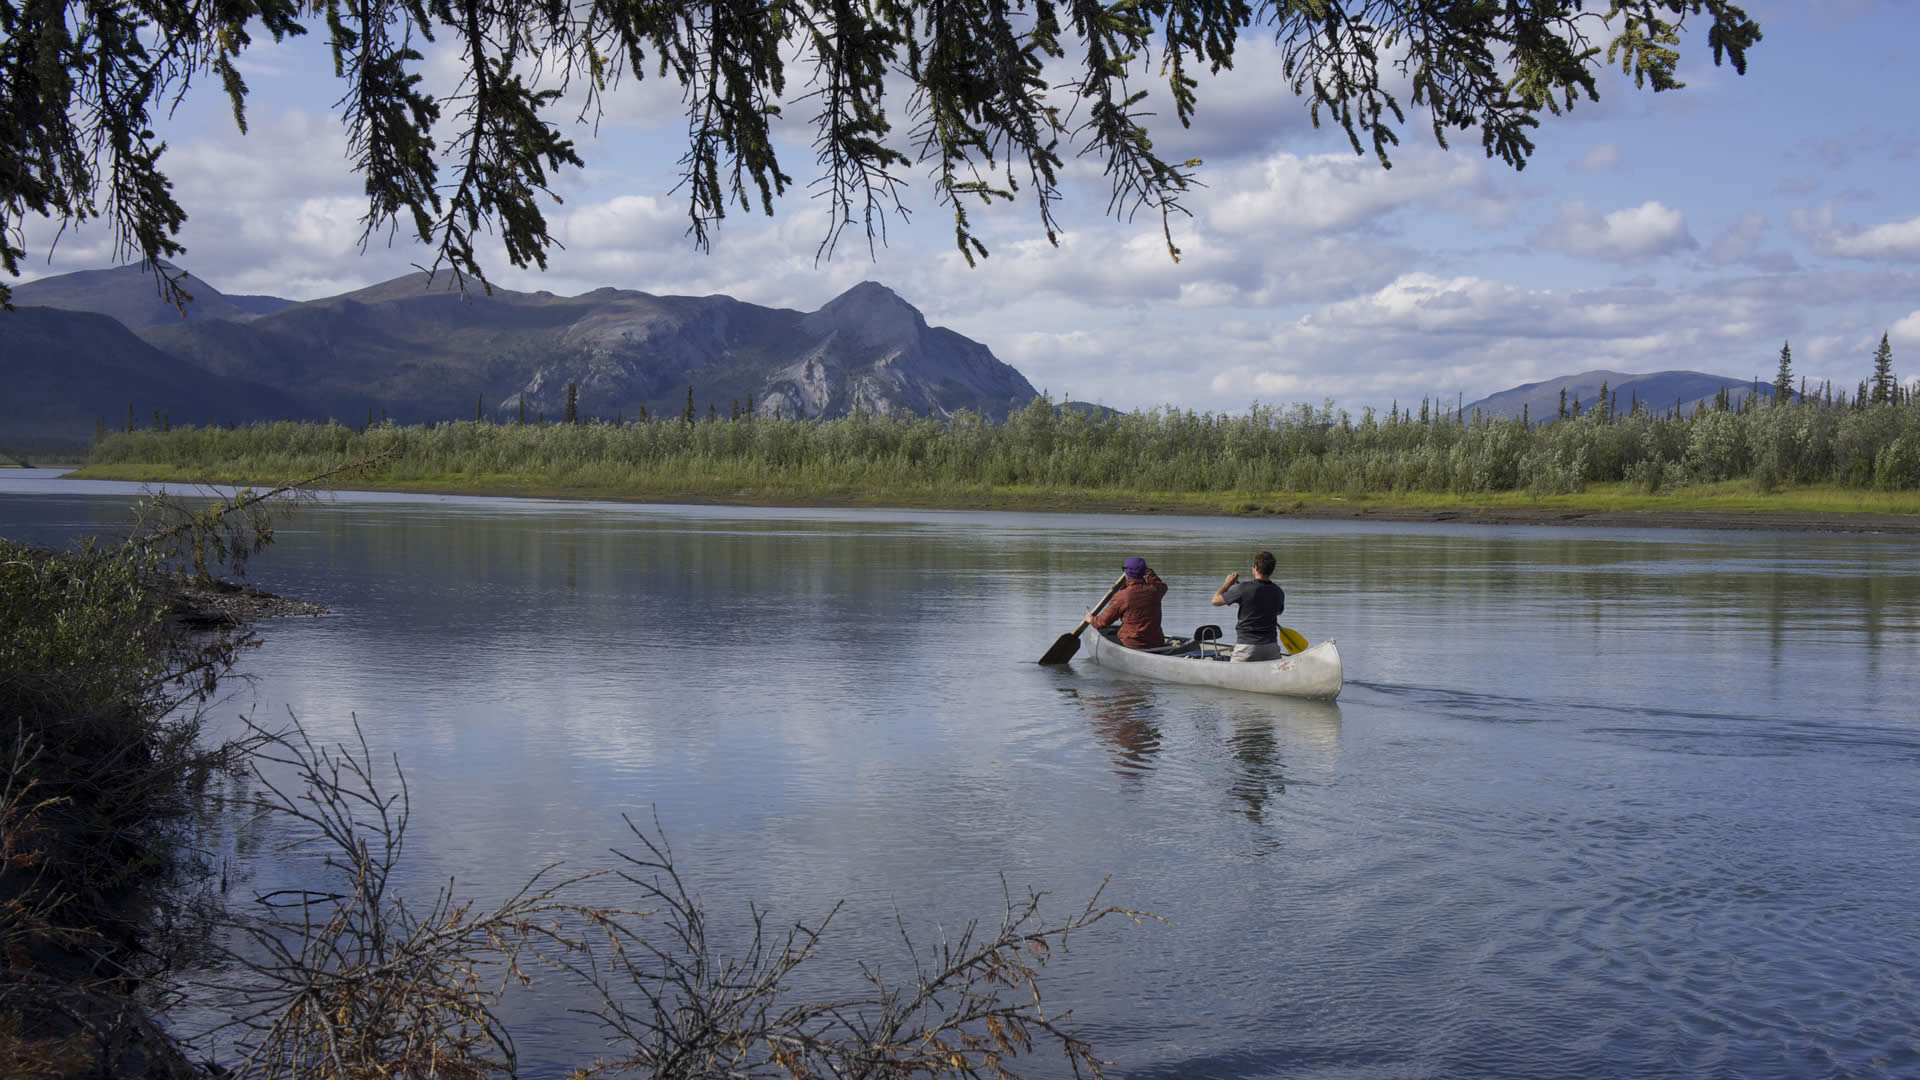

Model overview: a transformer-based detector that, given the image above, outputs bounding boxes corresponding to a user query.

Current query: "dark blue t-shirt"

[1221,578,1284,643]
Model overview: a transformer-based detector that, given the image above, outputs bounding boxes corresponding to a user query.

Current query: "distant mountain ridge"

[0,306,311,445]
[1463,369,1786,421]
[3,266,1040,445]
[11,264,295,328]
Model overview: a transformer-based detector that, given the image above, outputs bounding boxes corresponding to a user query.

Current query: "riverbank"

[65,463,1920,532]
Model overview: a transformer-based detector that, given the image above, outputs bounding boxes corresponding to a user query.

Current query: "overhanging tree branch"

[0,0,1761,308]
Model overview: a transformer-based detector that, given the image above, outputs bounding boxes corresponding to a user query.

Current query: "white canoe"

[1083,628,1343,699]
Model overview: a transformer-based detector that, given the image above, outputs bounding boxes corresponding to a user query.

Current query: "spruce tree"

[565,381,578,423]
[1870,333,1896,404]
[518,398,526,424]
[1597,380,1610,422]
[1558,387,1568,420]
[125,404,134,432]
[684,386,695,424]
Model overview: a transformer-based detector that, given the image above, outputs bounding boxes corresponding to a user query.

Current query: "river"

[4,469,1917,1078]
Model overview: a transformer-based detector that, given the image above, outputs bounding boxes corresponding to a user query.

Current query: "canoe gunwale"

[1082,627,1343,699]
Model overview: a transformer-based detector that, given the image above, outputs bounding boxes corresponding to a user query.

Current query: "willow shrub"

[89,397,1920,496]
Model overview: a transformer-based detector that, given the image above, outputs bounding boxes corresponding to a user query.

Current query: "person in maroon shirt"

[1086,556,1168,649]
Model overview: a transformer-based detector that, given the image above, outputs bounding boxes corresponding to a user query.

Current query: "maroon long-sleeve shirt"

[1090,570,1167,649]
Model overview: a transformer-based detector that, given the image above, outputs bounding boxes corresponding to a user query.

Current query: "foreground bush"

[4,465,1150,1077]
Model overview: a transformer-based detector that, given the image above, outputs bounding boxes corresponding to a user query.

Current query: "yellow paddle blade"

[1279,626,1309,654]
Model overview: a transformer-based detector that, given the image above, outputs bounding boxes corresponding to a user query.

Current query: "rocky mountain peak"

[802,281,927,347]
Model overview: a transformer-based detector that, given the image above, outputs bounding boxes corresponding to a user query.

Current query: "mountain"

[0,307,312,446]
[14,268,1039,425]
[10,263,295,328]
[1463,369,1786,421]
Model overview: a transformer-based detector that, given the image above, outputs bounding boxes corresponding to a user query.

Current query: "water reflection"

[1224,699,1341,825]
[5,478,1920,1080]
[1068,685,1164,775]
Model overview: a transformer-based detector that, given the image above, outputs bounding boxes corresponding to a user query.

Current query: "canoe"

[1083,627,1343,699]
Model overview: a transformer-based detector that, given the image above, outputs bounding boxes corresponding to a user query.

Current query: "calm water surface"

[4,470,1918,1078]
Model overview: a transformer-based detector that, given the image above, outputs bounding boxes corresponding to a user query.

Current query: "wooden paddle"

[1038,574,1130,665]
[1279,625,1310,654]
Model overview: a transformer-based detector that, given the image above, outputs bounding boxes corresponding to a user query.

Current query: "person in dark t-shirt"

[1211,550,1286,662]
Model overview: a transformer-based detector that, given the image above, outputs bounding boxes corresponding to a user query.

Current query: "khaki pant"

[1230,641,1286,662]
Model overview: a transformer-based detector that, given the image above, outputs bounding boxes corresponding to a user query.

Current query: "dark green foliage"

[83,389,1920,497]
[1774,341,1793,404]
[565,381,578,424]
[1871,333,1897,405]
[2,0,1762,307]
[0,475,304,1054]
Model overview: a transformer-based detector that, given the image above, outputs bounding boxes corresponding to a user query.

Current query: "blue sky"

[15,0,1920,414]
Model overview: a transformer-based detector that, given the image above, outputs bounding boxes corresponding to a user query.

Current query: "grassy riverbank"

[74,396,1920,527]
[63,458,1920,526]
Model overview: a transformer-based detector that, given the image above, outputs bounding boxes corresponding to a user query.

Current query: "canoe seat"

[1191,624,1223,659]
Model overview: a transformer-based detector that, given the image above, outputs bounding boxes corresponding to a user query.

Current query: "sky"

[15,0,1920,415]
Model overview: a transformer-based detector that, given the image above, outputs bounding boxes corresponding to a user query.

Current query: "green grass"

[69,461,1920,520]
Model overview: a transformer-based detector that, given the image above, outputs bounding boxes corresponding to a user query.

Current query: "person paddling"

[1212,551,1286,661]
[1085,556,1167,649]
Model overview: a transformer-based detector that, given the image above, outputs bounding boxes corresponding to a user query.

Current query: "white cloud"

[1534,201,1698,262]
[1890,309,1920,347]
[1825,214,1920,260]
[1578,143,1621,170]
[1203,151,1483,235]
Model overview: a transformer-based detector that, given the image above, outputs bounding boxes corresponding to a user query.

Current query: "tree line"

[90,362,1920,497]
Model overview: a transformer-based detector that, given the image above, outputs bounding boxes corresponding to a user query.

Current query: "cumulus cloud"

[1577,143,1621,170]
[1533,201,1698,262]
[1202,150,1484,235]
[1891,309,1920,347]
[1798,207,1920,260]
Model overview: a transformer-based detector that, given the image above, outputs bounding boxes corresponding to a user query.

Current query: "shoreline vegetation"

[72,392,1920,532]
[2,473,1146,1077]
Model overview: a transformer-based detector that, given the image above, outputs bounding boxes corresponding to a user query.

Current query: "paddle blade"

[1279,626,1310,654]
[1038,632,1083,666]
